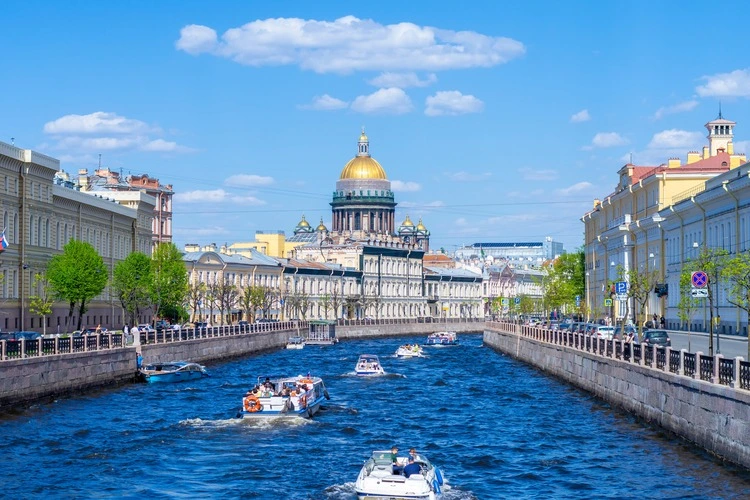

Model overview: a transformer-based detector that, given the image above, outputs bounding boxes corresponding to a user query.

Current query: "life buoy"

[435,467,443,486]
[432,479,441,494]
[243,395,262,412]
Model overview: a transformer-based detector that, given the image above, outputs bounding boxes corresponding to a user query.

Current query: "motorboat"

[424,331,459,346]
[237,375,329,419]
[395,344,424,358]
[286,336,305,349]
[355,449,444,500]
[355,354,385,376]
[139,361,209,384]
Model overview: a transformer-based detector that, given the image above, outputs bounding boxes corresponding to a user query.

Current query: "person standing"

[132,325,140,346]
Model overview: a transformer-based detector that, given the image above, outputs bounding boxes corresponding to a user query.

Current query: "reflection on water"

[0,333,748,499]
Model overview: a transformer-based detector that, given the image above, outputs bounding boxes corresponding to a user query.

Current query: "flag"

[480,246,486,259]
[0,228,8,253]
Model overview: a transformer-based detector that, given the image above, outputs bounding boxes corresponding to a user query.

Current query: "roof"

[182,249,281,267]
[466,242,543,249]
[424,266,482,279]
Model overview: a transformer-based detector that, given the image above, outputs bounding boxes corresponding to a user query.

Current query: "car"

[0,331,42,341]
[192,322,209,329]
[82,327,108,335]
[641,329,671,347]
[154,320,170,332]
[592,326,615,340]
[238,320,249,326]
[613,325,638,341]
[137,324,155,334]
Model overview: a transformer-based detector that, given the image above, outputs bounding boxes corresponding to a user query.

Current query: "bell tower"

[705,108,735,156]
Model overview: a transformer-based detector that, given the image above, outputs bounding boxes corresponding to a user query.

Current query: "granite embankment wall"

[483,327,750,469]
[0,322,482,408]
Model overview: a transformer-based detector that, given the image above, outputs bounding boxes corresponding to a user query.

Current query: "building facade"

[581,113,747,328]
[454,237,563,269]
[0,141,154,332]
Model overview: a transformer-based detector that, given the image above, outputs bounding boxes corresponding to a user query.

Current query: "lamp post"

[585,271,590,322]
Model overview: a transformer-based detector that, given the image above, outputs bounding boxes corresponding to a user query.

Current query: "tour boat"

[286,336,305,349]
[236,375,329,419]
[424,331,459,346]
[139,361,209,384]
[355,449,444,500]
[355,354,385,376]
[395,344,424,358]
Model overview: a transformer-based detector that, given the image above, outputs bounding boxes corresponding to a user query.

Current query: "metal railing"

[0,321,310,361]
[490,322,750,391]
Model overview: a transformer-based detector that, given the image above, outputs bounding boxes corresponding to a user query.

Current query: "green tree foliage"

[721,251,750,359]
[518,295,535,317]
[150,243,188,324]
[617,264,659,337]
[676,267,700,351]
[542,251,584,316]
[47,240,107,331]
[113,252,152,327]
[29,272,54,335]
[689,247,729,355]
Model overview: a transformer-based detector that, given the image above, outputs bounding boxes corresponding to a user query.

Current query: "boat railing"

[485,321,750,392]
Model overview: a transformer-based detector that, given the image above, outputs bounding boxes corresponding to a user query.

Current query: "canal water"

[2,333,749,499]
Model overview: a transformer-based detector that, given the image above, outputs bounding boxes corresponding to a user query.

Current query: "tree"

[542,251,584,318]
[618,264,659,338]
[29,272,54,335]
[216,278,239,325]
[47,240,108,331]
[239,285,254,322]
[676,267,700,352]
[330,284,343,320]
[260,287,278,319]
[112,252,152,327]
[721,251,750,360]
[150,243,188,324]
[519,294,535,318]
[249,286,266,320]
[320,294,332,319]
[186,281,206,323]
[690,247,730,355]
[204,282,219,324]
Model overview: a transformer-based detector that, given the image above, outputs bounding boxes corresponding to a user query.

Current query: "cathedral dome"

[316,218,328,232]
[339,156,387,180]
[339,129,387,180]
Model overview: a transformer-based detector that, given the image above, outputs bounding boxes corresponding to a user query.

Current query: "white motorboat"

[355,450,444,500]
[355,354,385,376]
[286,336,305,349]
[424,331,459,346]
[236,375,329,419]
[395,344,424,358]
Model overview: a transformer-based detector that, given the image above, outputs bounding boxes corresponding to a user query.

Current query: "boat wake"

[178,417,314,430]
[322,481,357,499]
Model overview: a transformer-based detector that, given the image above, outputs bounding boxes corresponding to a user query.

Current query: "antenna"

[98,153,102,169]
[629,152,633,164]
[718,101,723,119]
[10,137,14,146]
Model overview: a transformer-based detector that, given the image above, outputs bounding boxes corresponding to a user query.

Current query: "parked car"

[613,325,638,341]
[192,322,208,329]
[238,320,249,327]
[641,329,671,347]
[592,326,615,340]
[0,331,42,341]
[154,320,170,332]
[137,324,155,334]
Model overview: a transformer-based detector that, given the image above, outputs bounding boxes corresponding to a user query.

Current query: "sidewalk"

[664,328,748,343]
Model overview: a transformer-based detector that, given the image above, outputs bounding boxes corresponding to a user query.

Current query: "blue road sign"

[280,298,285,305]
[691,271,708,288]
[514,297,521,305]
[575,295,581,307]
[615,281,628,294]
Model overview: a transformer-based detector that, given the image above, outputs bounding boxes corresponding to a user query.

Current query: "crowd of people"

[390,447,423,478]
[245,378,311,399]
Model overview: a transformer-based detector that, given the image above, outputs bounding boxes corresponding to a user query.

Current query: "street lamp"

[585,271,590,322]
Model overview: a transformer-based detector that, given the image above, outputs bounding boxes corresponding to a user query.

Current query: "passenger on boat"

[391,446,403,475]
[403,456,421,478]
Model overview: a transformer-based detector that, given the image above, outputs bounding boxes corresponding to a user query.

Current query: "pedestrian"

[660,316,666,328]
[123,324,129,336]
[132,325,140,346]
[136,351,143,369]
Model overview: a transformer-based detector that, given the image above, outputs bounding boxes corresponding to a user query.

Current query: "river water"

[2,333,749,499]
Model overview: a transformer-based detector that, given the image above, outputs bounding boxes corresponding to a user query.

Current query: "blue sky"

[4,1,750,255]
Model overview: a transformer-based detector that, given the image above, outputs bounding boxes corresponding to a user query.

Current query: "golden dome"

[401,215,414,227]
[316,218,328,232]
[297,215,310,227]
[339,156,387,180]
[359,132,368,142]
[416,218,427,231]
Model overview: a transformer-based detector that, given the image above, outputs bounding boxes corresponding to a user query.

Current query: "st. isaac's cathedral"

[293,131,481,320]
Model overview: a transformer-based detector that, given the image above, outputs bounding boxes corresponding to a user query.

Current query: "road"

[667,330,748,359]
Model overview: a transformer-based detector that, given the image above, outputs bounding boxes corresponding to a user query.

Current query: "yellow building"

[581,114,746,323]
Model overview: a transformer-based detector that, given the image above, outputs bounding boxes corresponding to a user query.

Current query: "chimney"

[667,157,680,168]
[78,168,89,190]
[703,146,710,159]
[686,151,700,164]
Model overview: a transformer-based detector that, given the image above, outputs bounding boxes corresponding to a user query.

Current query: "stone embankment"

[483,323,750,470]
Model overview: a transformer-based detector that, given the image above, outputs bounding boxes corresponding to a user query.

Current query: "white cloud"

[43,111,155,135]
[351,88,413,114]
[696,69,750,97]
[173,225,231,237]
[570,109,590,123]
[557,181,593,196]
[224,174,274,187]
[398,200,444,209]
[368,72,437,88]
[652,100,698,120]
[300,94,349,111]
[175,16,525,74]
[455,217,468,227]
[588,132,628,149]
[43,111,193,155]
[173,188,265,205]
[425,91,483,116]
[519,168,558,181]
[448,171,492,182]
[391,180,422,191]
[647,129,703,149]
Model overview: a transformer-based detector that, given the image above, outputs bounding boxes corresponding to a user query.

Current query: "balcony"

[607,214,631,231]
[426,294,439,303]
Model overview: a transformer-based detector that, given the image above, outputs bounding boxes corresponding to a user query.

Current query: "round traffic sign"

[691,271,708,288]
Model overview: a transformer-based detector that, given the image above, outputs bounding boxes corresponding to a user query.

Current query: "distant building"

[78,168,174,249]
[454,237,563,269]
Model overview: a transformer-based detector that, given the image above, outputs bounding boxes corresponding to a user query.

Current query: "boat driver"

[403,456,421,478]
